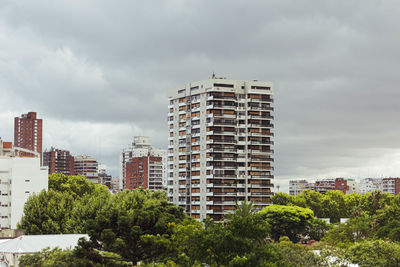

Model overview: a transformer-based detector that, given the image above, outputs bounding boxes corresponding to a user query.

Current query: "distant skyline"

[1,1,400,193]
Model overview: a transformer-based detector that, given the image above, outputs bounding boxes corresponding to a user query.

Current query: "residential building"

[74,155,98,184]
[334,178,357,195]
[98,168,112,189]
[312,179,335,194]
[382,178,400,195]
[14,112,43,164]
[0,138,48,229]
[358,178,382,194]
[289,180,309,196]
[120,136,166,190]
[125,155,164,190]
[168,77,274,220]
[43,147,74,176]
[110,177,120,193]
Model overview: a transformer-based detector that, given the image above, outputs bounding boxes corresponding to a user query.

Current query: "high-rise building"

[74,155,98,184]
[0,138,48,229]
[120,136,166,190]
[14,112,43,164]
[167,77,274,220]
[43,147,74,176]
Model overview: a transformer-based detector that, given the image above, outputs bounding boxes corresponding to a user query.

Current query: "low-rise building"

[334,178,357,195]
[0,234,88,267]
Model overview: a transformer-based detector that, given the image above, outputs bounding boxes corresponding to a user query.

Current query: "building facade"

[125,155,164,190]
[98,168,112,189]
[74,155,99,184]
[14,112,43,163]
[382,178,400,195]
[0,138,48,229]
[168,78,274,220]
[43,147,74,176]
[289,180,309,196]
[334,178,357,195]
[120,136,166,190]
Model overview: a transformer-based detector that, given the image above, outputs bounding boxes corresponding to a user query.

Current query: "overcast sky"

[1,0,400,192]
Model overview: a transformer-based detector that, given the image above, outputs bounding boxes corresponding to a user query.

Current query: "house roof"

[0,234,88,253]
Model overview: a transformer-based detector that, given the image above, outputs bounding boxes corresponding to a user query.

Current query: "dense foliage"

[259,205,318,242]
[18,179,400,266]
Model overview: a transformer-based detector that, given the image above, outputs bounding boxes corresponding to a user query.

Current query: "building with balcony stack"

[289,180,309,196]
[14,112,43,164]
[382,178,400,195]
[167,77,274,220]
[74,155,98,184]
[120,136,166,190]
[0,138,48,229]
[43,147,74,176]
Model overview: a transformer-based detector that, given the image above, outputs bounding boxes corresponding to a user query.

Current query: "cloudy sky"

[1,0,400,192]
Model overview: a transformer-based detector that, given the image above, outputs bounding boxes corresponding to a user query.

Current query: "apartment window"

[178,89,185,94]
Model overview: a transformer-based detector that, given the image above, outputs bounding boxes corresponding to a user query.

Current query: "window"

[251,86,270,90]
[214,83,234,88]
[178,89,185,94]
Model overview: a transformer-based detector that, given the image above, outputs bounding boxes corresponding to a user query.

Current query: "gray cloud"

[1,0,400,192]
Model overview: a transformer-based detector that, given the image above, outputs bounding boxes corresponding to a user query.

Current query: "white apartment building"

[289,180,309,196]
[357,178,383,194]
[120,136,167,190]
[168,77,274,220]
[0,138,48,229]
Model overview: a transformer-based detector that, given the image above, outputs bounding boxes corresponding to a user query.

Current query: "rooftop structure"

[0,234,88,266]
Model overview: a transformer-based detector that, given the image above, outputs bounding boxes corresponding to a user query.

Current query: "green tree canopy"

[259,205,314,242]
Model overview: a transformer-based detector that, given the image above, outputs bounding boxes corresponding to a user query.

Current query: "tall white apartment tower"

[167,77,274,221]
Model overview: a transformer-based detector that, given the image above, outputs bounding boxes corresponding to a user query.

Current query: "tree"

[344,240,400,267]
[375,202,400,241]
[81,189,186,264]
[18,190,75,234]
[18,174,111,234]
[168,201,278,266]
[49,173,102,198]
[271,192,295,206]
[322,210,374,246]
[259,205,314,242]
[293,190,325,218]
